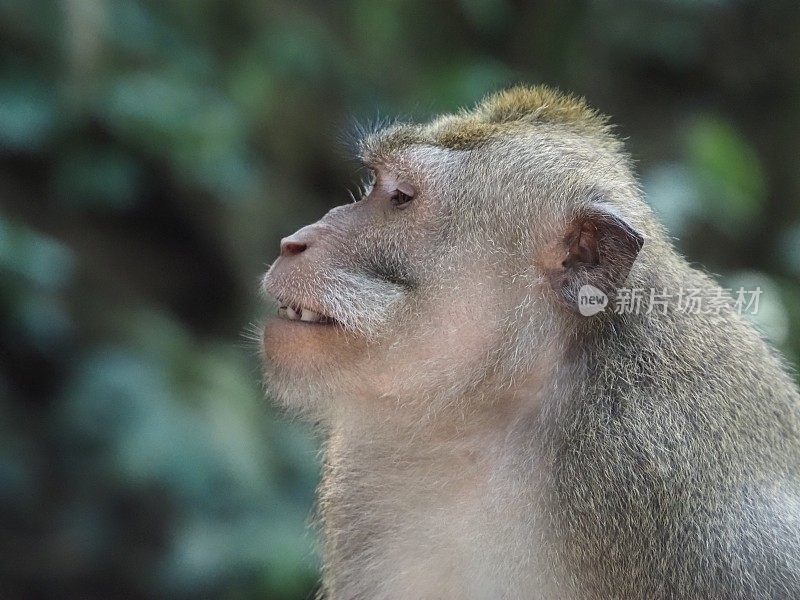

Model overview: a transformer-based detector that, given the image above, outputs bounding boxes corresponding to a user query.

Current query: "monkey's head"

[262,86,651,422]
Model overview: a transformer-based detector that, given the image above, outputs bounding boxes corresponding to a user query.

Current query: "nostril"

[280,225,318,257]
[280,240,308,257]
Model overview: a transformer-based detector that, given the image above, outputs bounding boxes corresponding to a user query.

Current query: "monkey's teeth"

[279,305,330,324]
[300,308,320,322]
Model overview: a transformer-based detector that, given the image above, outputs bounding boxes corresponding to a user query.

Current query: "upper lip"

[263,269,338,325]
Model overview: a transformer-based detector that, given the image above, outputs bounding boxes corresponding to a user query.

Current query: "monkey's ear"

[545,205,644,314]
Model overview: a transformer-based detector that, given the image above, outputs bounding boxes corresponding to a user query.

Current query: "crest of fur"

[360,85,611,160]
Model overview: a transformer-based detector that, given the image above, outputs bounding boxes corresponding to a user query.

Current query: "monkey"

[260,85,800,599]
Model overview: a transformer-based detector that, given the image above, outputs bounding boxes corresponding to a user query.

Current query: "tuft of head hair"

[360,85,612,159]
[476,86,606,129]
[430,85,610,149]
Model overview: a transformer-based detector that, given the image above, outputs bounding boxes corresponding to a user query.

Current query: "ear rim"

[545,202,645,315]
[580,203,645,265]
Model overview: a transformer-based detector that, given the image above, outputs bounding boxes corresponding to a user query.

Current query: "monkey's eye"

[390,183,415,209]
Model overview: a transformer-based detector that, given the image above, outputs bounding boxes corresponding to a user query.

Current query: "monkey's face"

[261,153,508,415]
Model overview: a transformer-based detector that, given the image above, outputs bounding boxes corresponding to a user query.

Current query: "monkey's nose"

[279,223,324,257]
[280,225,318,257]
[280,238,307,257]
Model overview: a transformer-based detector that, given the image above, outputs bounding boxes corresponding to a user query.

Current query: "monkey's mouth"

[278,303,338,326]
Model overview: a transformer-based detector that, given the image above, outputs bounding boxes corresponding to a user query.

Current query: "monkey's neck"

[321,354,557,509]
[318,383,556,598]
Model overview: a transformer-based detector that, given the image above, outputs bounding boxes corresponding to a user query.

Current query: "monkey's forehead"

[359,85,611,160]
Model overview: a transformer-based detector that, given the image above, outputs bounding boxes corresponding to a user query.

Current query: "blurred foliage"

[0,0,798,598]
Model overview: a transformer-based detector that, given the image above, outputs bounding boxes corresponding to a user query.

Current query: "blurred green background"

[1,1,799,598]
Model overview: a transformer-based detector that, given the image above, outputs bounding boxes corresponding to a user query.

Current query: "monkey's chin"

[262,316,368,413]
[262,315,363,375]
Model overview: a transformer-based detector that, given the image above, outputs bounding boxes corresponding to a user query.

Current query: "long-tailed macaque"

[261,86,800,599]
